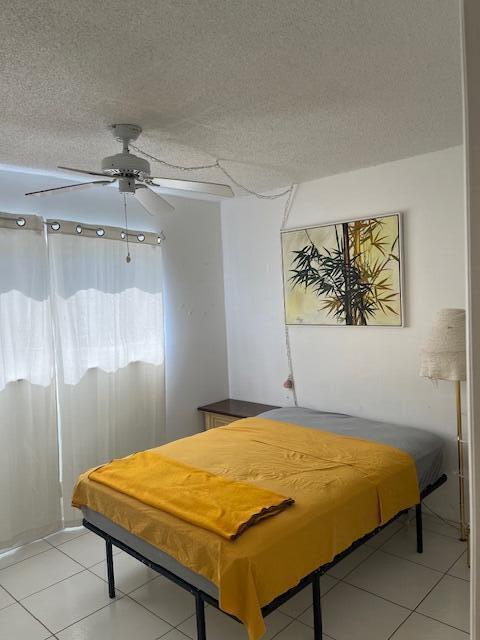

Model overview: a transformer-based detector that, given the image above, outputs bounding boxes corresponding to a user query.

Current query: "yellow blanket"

[88,451,294,540]
[72,418,419,640]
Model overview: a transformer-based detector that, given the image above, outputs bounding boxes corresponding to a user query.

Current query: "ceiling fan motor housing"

[101,152,150,176]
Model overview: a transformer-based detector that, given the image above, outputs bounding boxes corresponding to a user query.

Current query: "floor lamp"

[420,308,468,541]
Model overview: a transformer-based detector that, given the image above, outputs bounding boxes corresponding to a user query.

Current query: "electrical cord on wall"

[281,185,299,407]
[131,142,300,407]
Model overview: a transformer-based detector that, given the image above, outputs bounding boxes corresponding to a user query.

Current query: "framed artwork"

[281,212,403,326]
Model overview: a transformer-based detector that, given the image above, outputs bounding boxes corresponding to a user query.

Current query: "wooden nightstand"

[197,398,280,430]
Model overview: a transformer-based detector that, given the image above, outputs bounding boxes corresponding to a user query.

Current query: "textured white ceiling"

[0,0,462,193]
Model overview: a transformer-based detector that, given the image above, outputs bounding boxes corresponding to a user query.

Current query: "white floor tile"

[161,630,192,640]
[364,518,406,549]
[178,606,291,640]
[345,550,442,609]
[44,527,87,547]
[448,552,470,581]
[299,582,410,640]
[0,585,14,610]
[57,532,121,568]
[382,527,466,572]
[0,547,83,600]
[391,612,469,639]
[90,551,156,594]
[273,618,335,639]
[129,575,196,626]
[327,545,375,579]
[0,540,51,570]
[417,575,470,633]
[56,596,172,640]
[0,602,50,640]
[21,570,113,632]
[278,575,337,618]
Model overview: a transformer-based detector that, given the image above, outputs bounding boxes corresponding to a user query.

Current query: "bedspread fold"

[85,451,294,540]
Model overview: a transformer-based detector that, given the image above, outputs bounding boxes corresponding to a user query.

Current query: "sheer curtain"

[48,223,165,524]
[0,214,61,549]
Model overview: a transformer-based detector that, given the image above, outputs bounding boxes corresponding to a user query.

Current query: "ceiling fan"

[25,124,234,216]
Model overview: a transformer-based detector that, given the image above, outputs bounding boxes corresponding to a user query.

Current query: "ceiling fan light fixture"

[118,176,136,193]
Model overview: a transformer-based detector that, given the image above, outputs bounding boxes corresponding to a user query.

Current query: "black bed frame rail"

[83,473,447,640]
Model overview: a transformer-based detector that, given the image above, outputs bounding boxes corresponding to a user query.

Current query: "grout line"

[443,552,470,580]
[373,543,466,574]
[6,566,86,601]
[0,584,57,639]
[333,580,412,613]
[386,609,416,640]
[49,533,120,569]
[413,610,470,635]
[174,610,203,631]
[0,545,53,572]
[43,529,89,549]
[384,512,466,545]
[51,593,127,635]
[0,528,87,573]
[124,591,178,628]
[383,562,448,640]
[156,627,191,640]
[346,546,446,578]
[328,545,377,581]
[269,616,297,639]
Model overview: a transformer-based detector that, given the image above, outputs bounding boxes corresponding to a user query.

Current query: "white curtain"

[0,217,62,549]
[48,232,165,524]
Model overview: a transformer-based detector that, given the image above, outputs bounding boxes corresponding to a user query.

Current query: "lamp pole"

[456,379,468,542]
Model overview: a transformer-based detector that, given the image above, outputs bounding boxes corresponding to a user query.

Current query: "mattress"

[259,407,444,492]
[82,408,444,603]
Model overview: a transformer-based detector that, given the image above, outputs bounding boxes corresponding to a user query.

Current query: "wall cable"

[281,184,299,407]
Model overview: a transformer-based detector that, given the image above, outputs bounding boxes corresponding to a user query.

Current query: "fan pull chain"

[123,193,131,263]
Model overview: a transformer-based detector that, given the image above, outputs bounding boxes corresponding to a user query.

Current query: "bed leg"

[312,572,323,640]
[195,592,206,640]
[106,539,116,598]
[416,503,423,554]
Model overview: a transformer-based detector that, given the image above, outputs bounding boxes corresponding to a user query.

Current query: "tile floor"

[0,513,470,639]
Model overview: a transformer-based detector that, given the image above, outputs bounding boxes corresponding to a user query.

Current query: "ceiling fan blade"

[134,184,175,216]
[25,180,114,197]
[58,165,110,179]
[148,176,234,198]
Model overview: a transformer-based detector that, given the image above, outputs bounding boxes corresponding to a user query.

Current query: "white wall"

[222,146,466,518]
[0,167,229,439]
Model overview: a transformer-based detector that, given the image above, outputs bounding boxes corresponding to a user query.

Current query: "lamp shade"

[420,308,466,381]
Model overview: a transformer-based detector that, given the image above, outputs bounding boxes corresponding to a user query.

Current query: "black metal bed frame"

[83,473,447,640]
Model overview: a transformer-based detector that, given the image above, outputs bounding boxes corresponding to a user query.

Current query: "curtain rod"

[0,212,165,246]
[45,218,165,247]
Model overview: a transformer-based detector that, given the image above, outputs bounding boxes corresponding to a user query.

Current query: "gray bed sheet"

[259,407,444,492]
[83,407,445,598]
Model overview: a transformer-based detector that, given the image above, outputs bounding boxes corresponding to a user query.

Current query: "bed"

[76,408,446,640]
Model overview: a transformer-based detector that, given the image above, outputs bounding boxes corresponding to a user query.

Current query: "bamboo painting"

[282,213,402,326]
